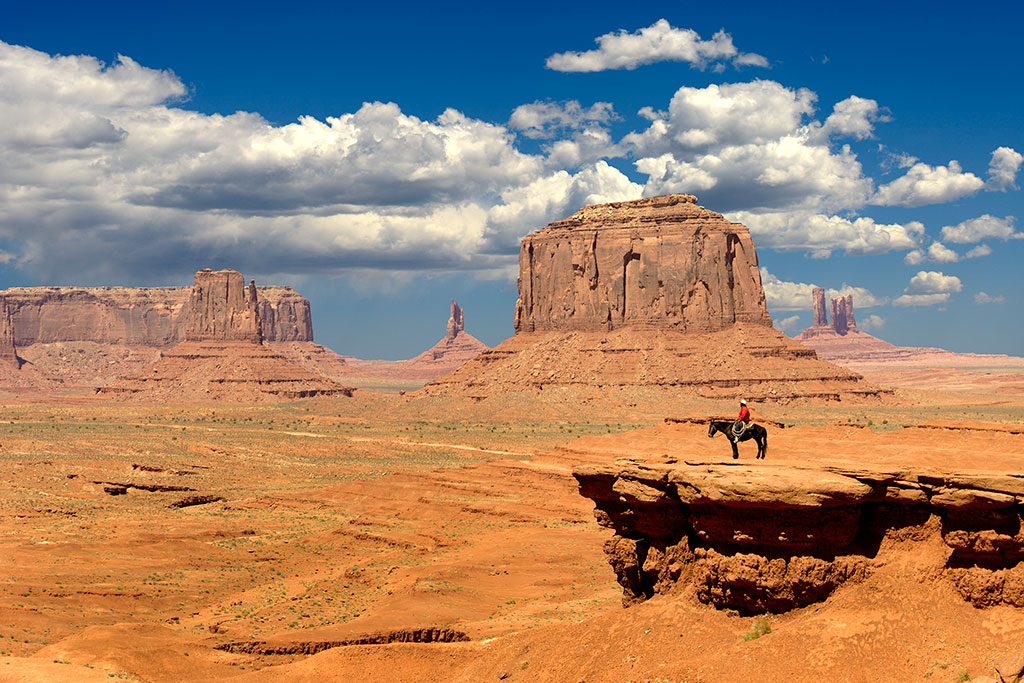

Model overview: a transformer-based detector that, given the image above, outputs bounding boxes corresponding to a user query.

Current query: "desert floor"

[0,364,1022,682]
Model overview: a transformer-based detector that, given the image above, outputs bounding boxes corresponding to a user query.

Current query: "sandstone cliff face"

[576,448,1024,612]
[186,270,262,343]
[0,285,312,345]
[514,194,771,334]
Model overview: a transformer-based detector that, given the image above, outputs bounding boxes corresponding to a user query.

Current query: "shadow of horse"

[707,421,768,459]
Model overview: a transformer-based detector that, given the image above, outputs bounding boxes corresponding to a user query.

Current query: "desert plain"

[0,196,1022,682]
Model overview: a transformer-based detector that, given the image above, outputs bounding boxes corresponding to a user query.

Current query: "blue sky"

[2,1,1022,357]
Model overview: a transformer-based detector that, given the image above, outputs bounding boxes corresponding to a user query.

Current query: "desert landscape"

[0,194,1020,683]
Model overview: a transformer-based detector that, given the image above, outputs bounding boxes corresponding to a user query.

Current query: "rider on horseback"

[733,399,751,442]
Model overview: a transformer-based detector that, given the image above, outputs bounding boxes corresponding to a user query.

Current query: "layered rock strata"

[0,284,312,345]
[97,269,353,403]
[514,194,771,333]
[423,195,887,403]
[575,459,1024,613]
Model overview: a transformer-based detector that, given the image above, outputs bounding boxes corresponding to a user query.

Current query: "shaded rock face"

[812,287,828,328]
[0,298,20,367]
[185,270,262,343]
[575,460,1024,613]
[831,294,857,334]
[514,194,771,334]
[0,285,312,345]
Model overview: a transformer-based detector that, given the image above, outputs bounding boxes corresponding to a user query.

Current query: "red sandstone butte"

[425,195,886,403]
[514,194,771,333]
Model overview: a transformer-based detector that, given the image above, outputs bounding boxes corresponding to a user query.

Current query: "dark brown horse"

[707,420,768,459]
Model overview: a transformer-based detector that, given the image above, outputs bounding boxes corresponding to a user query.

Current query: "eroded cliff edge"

[575,451,1024,613]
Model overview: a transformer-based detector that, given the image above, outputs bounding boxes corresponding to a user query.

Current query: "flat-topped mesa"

[0,285,311,345]
[185,269,262,343]
[514,194,772,334]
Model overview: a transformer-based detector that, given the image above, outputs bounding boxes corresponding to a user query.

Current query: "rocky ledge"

[575,459,1024,613]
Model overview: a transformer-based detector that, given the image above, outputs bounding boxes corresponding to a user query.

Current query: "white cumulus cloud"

[508,100,617,139]
[940,214,1019,243]
[974,292,1005,304]
[859,314,886,332]
[774,314,802,334]
[894,270,969,307]
[986,146,1023,191]
[736,211,922,258]
[872,160,984,207]
[822,96,885,140]
[965,244,992,259]
[545,20,767,73]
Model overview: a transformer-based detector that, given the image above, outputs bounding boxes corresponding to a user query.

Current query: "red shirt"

[737,406,750,423]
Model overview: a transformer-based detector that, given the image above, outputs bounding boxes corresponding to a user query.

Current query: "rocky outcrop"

[575,458,1024,613]
[185,269,262,343]
[514,194,771,334]
[423,195,887,403]
[0,284,312,346]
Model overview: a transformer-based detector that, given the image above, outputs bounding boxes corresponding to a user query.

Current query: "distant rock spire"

[446,299,465,340]
[830,294,857,335]
[812,287,828,328]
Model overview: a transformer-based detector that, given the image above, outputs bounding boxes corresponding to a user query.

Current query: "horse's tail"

[762,428,768,457]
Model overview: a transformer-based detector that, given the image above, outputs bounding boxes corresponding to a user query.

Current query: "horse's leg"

[731,440,739,459]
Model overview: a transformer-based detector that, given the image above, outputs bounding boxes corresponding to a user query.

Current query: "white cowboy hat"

[739,399,747,405]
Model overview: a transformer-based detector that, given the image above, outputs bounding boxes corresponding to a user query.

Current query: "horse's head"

[707,422,716,438]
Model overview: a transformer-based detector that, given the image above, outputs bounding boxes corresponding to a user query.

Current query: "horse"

[707,420,768,460]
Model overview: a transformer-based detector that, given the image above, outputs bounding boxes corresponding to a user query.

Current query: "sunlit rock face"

[514,194,772,334]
